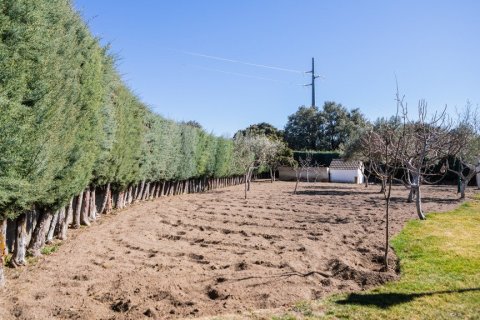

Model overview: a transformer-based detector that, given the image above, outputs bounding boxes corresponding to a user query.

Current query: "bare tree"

[399,99,452,220]
[361,115,407,269]
[293,152,313,194]
[446,103,480,198]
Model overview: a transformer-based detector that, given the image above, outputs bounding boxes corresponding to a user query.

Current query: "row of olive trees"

[0,0,256,286]
[346,90,479,268]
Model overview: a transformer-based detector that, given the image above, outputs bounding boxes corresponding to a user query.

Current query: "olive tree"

[446,104,480,198]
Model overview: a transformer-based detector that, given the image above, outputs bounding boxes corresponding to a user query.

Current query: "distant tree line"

[284,102,369,151]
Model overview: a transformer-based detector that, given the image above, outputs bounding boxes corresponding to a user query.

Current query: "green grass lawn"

[273,196,480,320]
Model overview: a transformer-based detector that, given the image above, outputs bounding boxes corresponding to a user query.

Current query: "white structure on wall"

[329,159,364,184]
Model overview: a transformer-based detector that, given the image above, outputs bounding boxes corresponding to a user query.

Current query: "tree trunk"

[176,181,180,195]
[415,186,426,220]
[106,187,113,213]
[460,179,466,199]
[244,173,248,199]
[160,181,165,196]
[80,189,91,226]
[383,175,395,270]
[150,182,157,199]
[0,218,6,287]
[270,168,274,183]
[136,180,145,201]
[28,209,52,257]
[116,190,125,209]
[407,188,415,203]
[11,213,27,267]
[384,196,390,269]
[56,206,68,241]
[142,182,150,200]
[89,187,97,221]
[130,185,134,203]
[379,179,386,193]
[100,183,110,214]
[131,185,137,202]
[150,182,155,198]
[73,191,83,229]
[46,209,59,244]
[159,182,163,198]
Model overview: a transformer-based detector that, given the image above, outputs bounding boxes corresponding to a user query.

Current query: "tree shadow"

[295,190,349,196]
[295,190,371,196]
[302,184,366,190]
[336,287,480,309]
[388,196,460,205]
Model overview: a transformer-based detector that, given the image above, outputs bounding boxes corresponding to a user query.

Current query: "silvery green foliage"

[0,0,244,220]
[233,133,282,172]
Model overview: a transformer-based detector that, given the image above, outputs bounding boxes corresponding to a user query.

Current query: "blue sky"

[74,1,479,136]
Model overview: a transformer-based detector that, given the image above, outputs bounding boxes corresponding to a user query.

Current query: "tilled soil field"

[0,181,469,319]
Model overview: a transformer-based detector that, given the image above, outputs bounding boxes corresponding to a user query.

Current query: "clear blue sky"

[73,0,479,137]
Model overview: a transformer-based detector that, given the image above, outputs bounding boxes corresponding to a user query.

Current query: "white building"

[329,159,364,184]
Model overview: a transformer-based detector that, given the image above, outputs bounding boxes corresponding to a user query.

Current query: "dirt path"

[0,181,469,319]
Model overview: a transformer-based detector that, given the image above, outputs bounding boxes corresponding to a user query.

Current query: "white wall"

[330,169,363,184]
[278,166,329,182]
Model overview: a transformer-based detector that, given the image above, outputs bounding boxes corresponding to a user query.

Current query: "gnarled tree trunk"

[28,209,52,257]
[150,183,157,199]
[73,191,83,229]
[116,190,125,209]
[106,186,113,213]
[126,185,133,205]
[141,182,148,200]
[100,183,111,214]
[90,187,97,221]
[136,180,145,201]
[56,206,68,241]
[11,213,27,267]
[80,189,91,226]
[46,209,60,244]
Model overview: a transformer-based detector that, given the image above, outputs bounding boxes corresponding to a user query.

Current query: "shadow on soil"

[295,189,378,196]
[336,287,480,309]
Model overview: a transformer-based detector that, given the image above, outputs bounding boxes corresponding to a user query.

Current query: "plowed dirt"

[0,181,469,319]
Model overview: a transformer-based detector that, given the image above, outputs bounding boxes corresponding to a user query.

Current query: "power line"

[171,48,305,74]
[188,64,305,85]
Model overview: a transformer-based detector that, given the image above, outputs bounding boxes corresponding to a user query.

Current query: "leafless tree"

[362,111,407,268]
[446,103,480,198]
[293,152,313,194]
[398,99,453,220]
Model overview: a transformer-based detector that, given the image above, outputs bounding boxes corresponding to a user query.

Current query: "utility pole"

[305,57,319,107]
